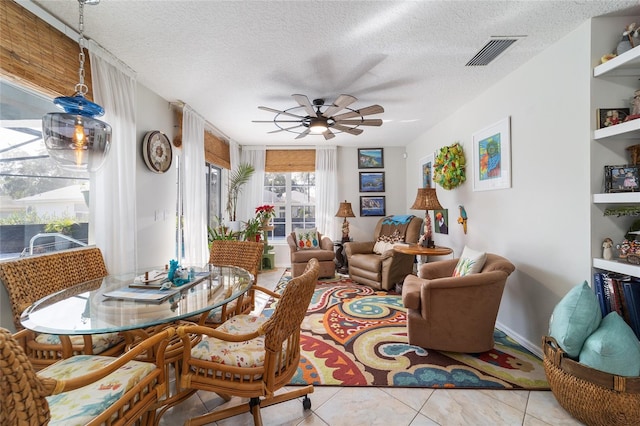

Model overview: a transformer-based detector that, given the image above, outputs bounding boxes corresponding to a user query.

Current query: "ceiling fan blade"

[292,94,317,117]
[322,129,335,140]
[332,124,364,135]
[335,119,383,126]
[252,120,301,123]
[332,105,384,121]
[267,124,304,134]
[295,129,311,139]
[258,106,306,119]
[322,94,357,117]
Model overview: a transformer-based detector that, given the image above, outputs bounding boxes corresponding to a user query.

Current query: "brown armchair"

[287,230,336,278]
[401,253,515,352]
[344,215,422,290]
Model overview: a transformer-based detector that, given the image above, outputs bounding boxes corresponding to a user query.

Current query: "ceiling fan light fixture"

[309,119,328,134]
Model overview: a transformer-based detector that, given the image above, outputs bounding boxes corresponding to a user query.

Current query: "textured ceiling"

[31,0,640,148]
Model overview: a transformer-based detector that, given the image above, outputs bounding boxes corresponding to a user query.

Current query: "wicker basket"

[542,336,640,426]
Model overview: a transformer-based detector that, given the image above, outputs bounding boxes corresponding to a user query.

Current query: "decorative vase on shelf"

[616,36,633,56]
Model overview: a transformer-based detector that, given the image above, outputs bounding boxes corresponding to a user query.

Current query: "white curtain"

[315,146,338,239]
[89,43,137,274]
[182,106,207,266]
[224,140,241,223]
[238,147,266,223]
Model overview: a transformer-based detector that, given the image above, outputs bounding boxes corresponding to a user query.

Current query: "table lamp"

[410,188,443,248]
[335,200,355,242]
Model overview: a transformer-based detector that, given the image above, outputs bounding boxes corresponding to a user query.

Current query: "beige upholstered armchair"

[287,230,336,278]
[344,215,422,291]
[401,253,515,352]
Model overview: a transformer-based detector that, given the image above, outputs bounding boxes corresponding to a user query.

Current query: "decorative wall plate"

[142,131,172,173]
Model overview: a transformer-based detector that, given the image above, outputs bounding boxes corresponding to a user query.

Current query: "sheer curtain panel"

[238,147,266,223]
[89,44,137,274]
[182,106,207,265]
[315,146,338,240]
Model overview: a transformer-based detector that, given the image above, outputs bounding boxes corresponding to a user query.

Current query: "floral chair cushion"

[39,355,157,426]
[191,314,268,367]
[35,332,123,354]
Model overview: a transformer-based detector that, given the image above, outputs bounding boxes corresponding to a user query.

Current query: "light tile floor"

[159,268,584,426]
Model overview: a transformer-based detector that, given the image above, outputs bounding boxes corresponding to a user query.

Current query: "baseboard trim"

[495,320,543,359]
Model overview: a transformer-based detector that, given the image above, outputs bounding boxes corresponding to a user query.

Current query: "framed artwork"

[360,196,386,216]
[597,108,630,129]
[419,153,435,188]
[433,209,448,235]
[472,116,511,191]
[605,165,640,193]
[359,172,385,192]
[358,148,384,169]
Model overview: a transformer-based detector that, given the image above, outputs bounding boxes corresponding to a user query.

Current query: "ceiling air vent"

[465,37,523,66]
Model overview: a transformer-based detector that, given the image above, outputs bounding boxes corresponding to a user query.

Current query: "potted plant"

[241,217,263,242]
[255,204,276,227]
[225,162,255,231]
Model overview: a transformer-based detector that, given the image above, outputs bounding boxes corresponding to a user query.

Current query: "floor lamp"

[410,188,443,248]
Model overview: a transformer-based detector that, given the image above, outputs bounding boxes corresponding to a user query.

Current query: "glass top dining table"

[20,265,253,335]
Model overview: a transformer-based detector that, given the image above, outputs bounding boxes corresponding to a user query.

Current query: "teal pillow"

[548,281,602,358]
[579,312,640,377]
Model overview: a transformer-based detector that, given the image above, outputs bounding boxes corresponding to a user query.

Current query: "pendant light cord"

[75,0,88,97]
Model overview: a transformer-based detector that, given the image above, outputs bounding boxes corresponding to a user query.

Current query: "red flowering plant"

[255,204,276,224]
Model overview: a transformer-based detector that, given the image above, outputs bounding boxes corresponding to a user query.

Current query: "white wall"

[405,22,593,355]
[135,84,178,269]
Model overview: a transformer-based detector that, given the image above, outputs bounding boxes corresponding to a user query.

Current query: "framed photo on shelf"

[419,153,435,188]
[472,116,511,191]
[360,196,386,216]
[604,165,640,193]
[359,172,385,192]
[358,148,384,169]
[597,108,630,129]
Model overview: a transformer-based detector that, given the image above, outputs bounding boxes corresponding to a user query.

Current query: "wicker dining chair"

[0,326,175,426]
[0,247,125,370]
[176,258,320,426]
[197,240,264,325]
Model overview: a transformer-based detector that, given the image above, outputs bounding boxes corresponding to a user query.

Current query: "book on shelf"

[593,272,608,317]
[622,280,640,340]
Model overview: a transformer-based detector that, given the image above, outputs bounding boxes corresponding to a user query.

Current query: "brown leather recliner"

[286,231,336,278]
[401,253,515,352]
[344,215,422,291]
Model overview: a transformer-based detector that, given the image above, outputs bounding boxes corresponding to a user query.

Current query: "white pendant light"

[42,0,111,172]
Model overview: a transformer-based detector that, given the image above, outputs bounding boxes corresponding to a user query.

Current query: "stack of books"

[593,271,640,339]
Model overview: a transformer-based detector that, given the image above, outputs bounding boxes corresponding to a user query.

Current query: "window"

[0,80,91,258]
[206,163,222,228]
[264,172,315,240]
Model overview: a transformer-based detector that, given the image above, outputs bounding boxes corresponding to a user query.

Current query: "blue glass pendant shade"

[42,94,111,172]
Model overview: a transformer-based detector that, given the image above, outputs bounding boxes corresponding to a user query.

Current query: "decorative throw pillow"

[548,281,602,359]
[452,246,487,277]
[293,228,319,250]
[579,312,640,377]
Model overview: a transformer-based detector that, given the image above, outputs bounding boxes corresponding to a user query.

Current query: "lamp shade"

[335,201,355,218]
[410,187,443,211]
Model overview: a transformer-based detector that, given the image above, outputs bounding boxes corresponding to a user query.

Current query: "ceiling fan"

[253,94,384,140]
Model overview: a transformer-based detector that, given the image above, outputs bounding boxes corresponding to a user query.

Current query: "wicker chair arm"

[178,324,262,345]
[252,285,281,300]
[45,328,175,395]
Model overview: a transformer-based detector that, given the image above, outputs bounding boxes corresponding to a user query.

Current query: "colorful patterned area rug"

[263,271,549,390]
